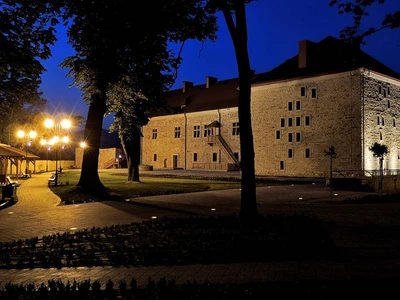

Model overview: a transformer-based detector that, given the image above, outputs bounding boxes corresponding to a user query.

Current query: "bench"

[48,173,56,186]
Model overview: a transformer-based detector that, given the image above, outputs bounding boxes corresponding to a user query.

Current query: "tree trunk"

[121,126,141,182]
[379,157,383,199]
[222,2,258,223]
[77,87,107,193]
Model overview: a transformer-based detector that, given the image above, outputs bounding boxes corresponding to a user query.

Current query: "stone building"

[141,36,400,178]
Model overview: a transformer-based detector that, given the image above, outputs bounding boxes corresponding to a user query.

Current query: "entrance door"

[173,155,178,169]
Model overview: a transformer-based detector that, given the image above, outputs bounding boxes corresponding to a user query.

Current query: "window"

[288,117,293,127]
[153,154,157,161]
[380,130,383,141]
[378,84,382,94]
[305,148,310,158]
[394,118,396,127]
[212,152,218,162]
[193,125,200,138]
[383,89,387,97]
[296,116,301,126]
[377,115,380,125]
[193,153,198,162]
[280,161,285,170]
[174,127,181,138]
[300,86,306,97]
[311,88,317,99]
[305,116,310,126]
[233,152,239,161]
[382,117,385,126]
[296,100,301,110]
[281,118,285,127]
[288,101,293,111]
[204,126,208,137]
[232,122,240,135]
[288,148,293,158]
[288,133,293,142]
[388,100,391,108]
[205,127,213,137]
[276,130,281,139]
[296,132,301,142]
[152,129,158,139]
[387,86,390,96]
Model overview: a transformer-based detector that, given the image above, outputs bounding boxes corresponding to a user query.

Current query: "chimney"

[298,40,316,69]
[206,76,218,88]
[182,81,193,93]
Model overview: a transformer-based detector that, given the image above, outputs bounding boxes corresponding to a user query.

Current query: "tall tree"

[61,0,217,194]
[0,0,60,143]
[208,0,258,223]
[329,0,400,44]
[369,142,388,199]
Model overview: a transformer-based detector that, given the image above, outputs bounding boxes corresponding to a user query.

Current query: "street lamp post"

[44,118,71,186]
[17,130,37,177]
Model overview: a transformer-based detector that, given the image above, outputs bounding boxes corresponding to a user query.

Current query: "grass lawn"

[50,170,267,204]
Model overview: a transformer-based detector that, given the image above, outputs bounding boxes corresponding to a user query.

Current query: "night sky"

[39,0,400,130]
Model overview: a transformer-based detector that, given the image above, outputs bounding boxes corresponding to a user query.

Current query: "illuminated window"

[232,122,240,135]
[193,125,200,138]
[152,129,158,139]
[174,127,181,138]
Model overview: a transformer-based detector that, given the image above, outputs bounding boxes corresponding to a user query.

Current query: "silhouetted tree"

[324,145,337,201]
[369,142,388,199]
[329,0,400,45]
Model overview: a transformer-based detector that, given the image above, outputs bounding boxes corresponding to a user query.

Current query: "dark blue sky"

[40,0,400,130]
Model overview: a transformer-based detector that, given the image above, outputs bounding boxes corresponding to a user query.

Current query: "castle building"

[141,36,400,178]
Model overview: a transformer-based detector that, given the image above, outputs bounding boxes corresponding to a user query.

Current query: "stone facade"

[141,108,240,170]
[252,71,363,177]
[362,71,400,172]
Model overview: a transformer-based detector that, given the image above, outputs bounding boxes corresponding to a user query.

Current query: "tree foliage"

[0,0,60,144]
[329,0,400,44]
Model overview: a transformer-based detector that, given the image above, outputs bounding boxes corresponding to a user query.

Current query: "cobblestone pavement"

[0,171,400,287]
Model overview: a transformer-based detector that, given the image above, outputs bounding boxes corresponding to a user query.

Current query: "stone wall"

[362,71,400,172]
[251,71,362,177]
[75,148,122,169]
[141,108,240,170]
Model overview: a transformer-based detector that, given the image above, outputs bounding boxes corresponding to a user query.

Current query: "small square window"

[311,88,317,99]
[153,154,157,161]
[288,133,293,142]
[193,153,198,162]
[296,116,301,126]
[280,161,285,170]
[296,100,301,110]
[232,122,240,135]
[276,130,281,139]
[296,132,301,142]
[288,148,293,158]
[212,152,218,162]
[288,117,293,127]
[281,118,285,127]
[305,116,310,126]
[300,86,306,97]
[288,102,293,111]
[305,148,310,158]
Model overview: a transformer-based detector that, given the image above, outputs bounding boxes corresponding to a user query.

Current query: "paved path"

[0,171,400,287]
